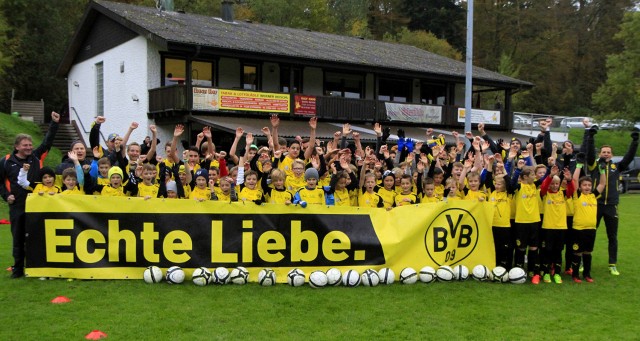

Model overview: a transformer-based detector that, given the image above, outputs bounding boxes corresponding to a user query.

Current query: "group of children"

[22,115,622,284]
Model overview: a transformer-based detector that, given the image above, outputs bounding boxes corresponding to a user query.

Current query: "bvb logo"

[424,208,479,266]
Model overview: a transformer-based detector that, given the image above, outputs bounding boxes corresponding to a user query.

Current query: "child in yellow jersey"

[83,166,138,196]
[285,159,306,195]
[22,166,61,196]
[237,169,263,203]
[459,170,487,202]
[213,176,237,202]
[178,164,192,199]
[293,168,326,206]
[486,162,513,269]
[326,166,357,206]
[88,156,112,187]
[431,168,446,201]
[444,177,460,202]
[395,174,420,207]
[262,169,292,205]
[376,170,397,209]
[358,164,384,208]
[137,163,160,199]
[539,166,574,284]
[421,178,440,203]
[189,168,212,201]
[569,163,606,283]
[510,161,545,284]
[59,167,84,195]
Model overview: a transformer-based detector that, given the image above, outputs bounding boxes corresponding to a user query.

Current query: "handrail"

[70,106,106,144]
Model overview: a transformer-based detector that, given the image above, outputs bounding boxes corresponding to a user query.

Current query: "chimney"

[221,0,234,22]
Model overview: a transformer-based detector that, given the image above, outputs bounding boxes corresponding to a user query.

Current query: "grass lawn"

[1,195,639,340]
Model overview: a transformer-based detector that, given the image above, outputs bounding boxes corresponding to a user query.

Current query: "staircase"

[41,123,83,155]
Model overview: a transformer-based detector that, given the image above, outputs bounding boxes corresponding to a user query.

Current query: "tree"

[383,27,461,60]
[238,0,336,33]
[400,0,465,51]
[592,11,640,122]
[367,0,408,40]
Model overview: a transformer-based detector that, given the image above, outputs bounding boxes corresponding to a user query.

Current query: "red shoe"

[573,277,582,284]
[531,274,541,285]
[564,268,573,276]
[584,277,594,283]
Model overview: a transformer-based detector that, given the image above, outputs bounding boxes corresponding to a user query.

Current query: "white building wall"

[303,67,323,95]
[68,36,153,146]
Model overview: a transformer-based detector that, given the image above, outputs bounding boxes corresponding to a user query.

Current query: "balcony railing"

[148,86,508,129]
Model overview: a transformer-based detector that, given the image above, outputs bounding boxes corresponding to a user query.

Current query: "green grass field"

[1,195,639,340]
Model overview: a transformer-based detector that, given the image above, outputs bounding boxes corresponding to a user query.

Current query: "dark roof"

[59,0,533,89]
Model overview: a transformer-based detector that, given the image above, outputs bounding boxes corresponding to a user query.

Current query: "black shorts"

[541,229,566,252]
[492,227,512,249]
[514,222,540,248]
[572,229,596,253]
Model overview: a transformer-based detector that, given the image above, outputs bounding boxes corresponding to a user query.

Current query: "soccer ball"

[508,267,527,284]
[287,268,306,287]
[378,268,395,285]
[436,265,454,282]
[399,267,418,284]
[258,268,276,286]
[325,268,342,286]
[211,267,230,285]
[192,267,211,286]
[491,266,509,283]
[342,270,361,287]
[143,266,163,284]
[166,266,185,284]
[471,265,490,281]
[418,266,436,283]
[452,265,469,281]
[229,267,249,285]
[361,269,380,287]
[309,270,328,288]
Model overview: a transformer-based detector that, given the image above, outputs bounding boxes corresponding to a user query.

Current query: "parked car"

[599,119,634,130]
[610,156,640,193]
[560,116,597,129]
[513,114,539,128]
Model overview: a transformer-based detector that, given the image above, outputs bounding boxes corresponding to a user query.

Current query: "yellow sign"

[25,196,495,281]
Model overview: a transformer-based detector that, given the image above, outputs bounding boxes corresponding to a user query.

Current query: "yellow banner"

[25,195,495,281]
[219,89,290,113]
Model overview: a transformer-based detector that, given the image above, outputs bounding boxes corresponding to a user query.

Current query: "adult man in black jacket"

[0,112,59,278]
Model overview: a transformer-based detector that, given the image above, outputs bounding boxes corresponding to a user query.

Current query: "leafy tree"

[238,0,336,33]
[367,0,408,40]
[383,27,461,60]
[592,11,640,122]
[400,0,465,51]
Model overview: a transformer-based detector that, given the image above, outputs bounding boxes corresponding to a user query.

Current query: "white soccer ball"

[452,265,469,281]
[258,268,276,286]
[508,267,527,284]
[287,268,306,287]
[211,267,230,285]
[229,267,249,285]
[143,266,163,284]
[361,269,380,287]
[342,270,361,287]
[436,265,455,282]
[192,267,211,286]
[418,266,437,283]
[378,268,395,285]
[326,268,342,286]
[309,270,328,288]
[399,267,418,284]
[492,266,509,283]
[166,266,185,284]
[471,265,490,281]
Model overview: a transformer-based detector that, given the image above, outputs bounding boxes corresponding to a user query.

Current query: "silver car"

[560,117,597,129]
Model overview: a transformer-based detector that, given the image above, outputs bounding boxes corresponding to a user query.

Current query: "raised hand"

[149,125,157,134]
[130,122,139,130]
[270,114,280,128]
[235,127,244,138]
[245,132,254,146]
[67,150,78,162]
[95,116,106,124]
[373,123,382,136]
[51,111,60,123]
[342,123,352,135]
[309,117,317,129]
[261,126,271,136]
[174,124,184,137]
[203,126,212,139]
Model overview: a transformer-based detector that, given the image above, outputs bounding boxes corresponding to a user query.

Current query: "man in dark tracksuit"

[585,125,639,276]
[0,112,59,278]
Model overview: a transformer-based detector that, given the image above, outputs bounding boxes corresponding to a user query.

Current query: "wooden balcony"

[148,85,188,113]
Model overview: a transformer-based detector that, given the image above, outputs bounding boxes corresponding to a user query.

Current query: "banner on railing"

[457,108,501,125]
[25,196,495,282]
[385,102,442,124]
[192,87,290,113]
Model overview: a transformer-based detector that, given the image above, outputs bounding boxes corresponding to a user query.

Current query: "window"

[192,61,213,86]
[421,82,447,105]
[95,62,104,116]
[280,67,302,93]
[378,78,411,102]
[242,64,259,90]
[325,72,363,98]
[164,58,186,85]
